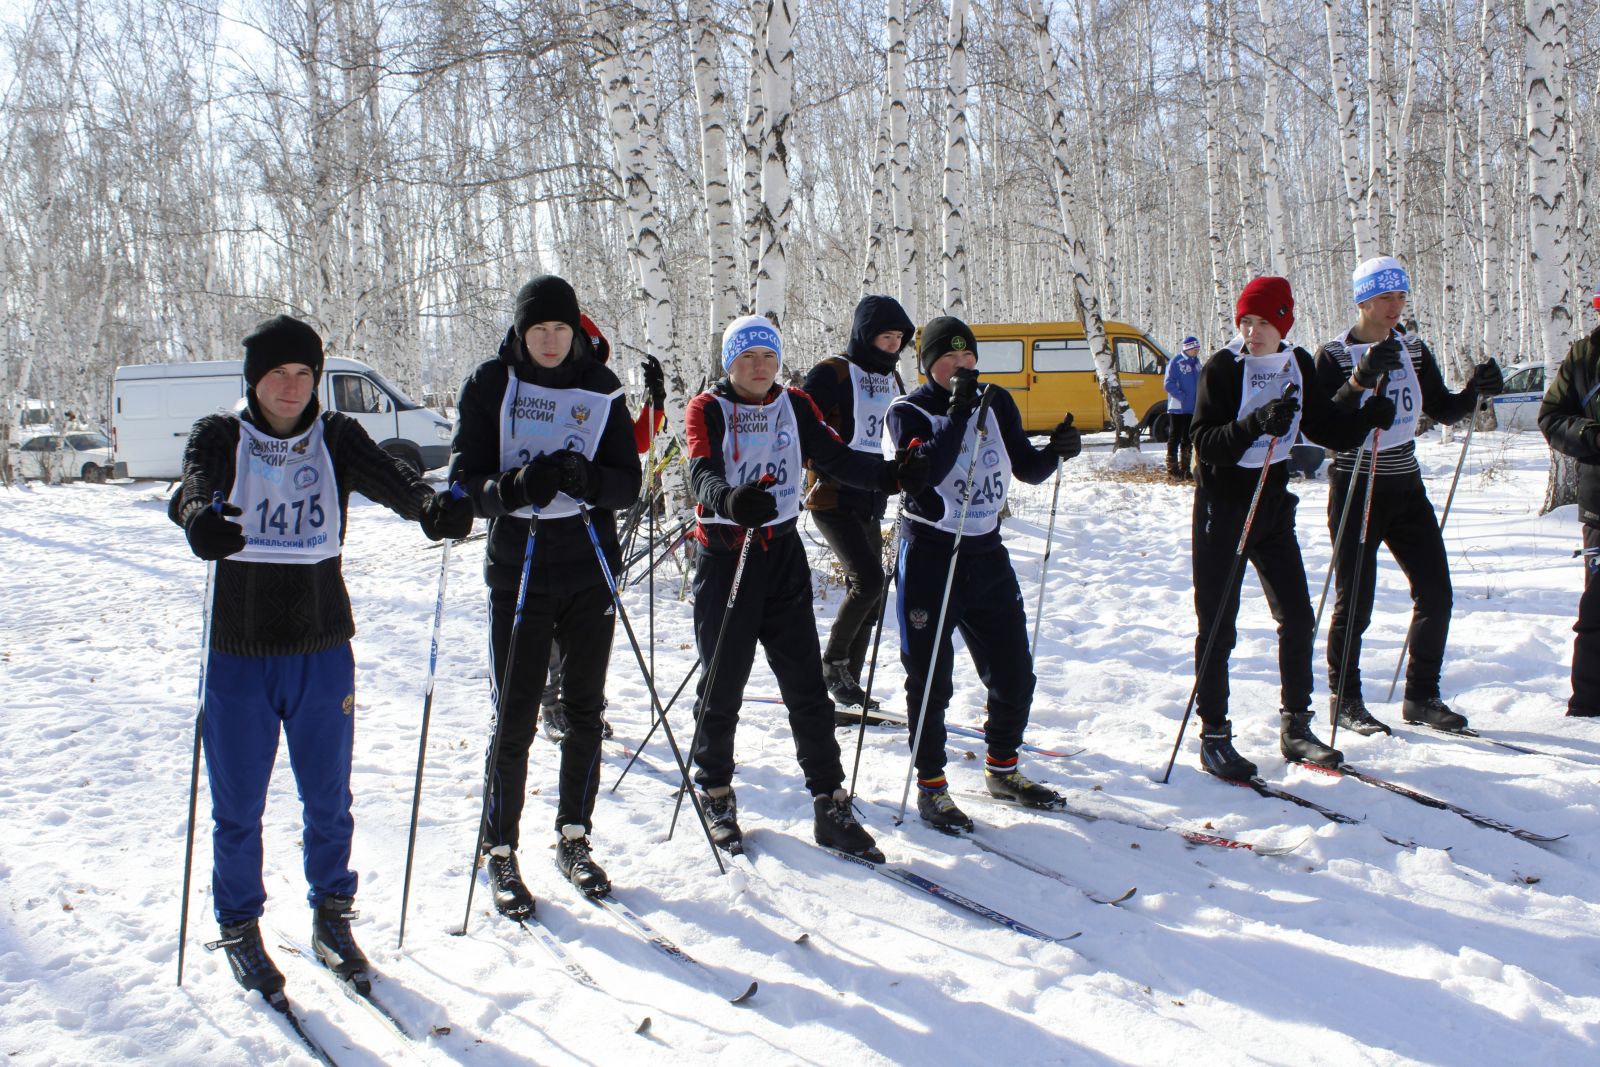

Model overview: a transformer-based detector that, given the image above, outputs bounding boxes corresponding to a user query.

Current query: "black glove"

[419,489,474,541]
[185,502,246,561]
[642,354,667,410]
[555,450,597,502]
[881,447,931,495]
[1353,337,1405,388]
[1470,359,1503,398]
[1360,394,1397,431]
[1048,414,1081,460]
[1246,396,1298,439]
[948,368,980,421]
[725,482,778,527]
[497,456,563,511]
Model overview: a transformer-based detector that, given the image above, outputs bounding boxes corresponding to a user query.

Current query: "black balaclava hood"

[846,295,915,375]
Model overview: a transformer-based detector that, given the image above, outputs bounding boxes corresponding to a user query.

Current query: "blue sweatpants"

[203,644,358,924]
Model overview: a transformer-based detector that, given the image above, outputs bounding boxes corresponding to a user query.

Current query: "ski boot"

[1280,710,1342,768]
[984,764,1063,809]
[915,780,975,833]
[555,825,611,898]
[206,918,285,997]
[541,701,572,744]
[813,790,886,861]
[700,786,744,854]
[1198,721,1258,781]
[484,845,536,920]
[1402,697,1468,733]
[311,895,372,994]
[1332,696,1391,736]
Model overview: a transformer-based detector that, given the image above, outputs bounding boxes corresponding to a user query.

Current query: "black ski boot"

[1280,711,1343,768]
[1199,722,1258,781]
[700,786,743,854]
[916,783,975,833]
[1402,696,1468,732]
[311,895,371,994]
[1332,696,1392,736]
[541,702,572,744]
[824,659,885,727]
[206,918,285,997]
[555,825,611,898]
[813,790,886,861]
[984,766,1064,809]
[484,845,536,920]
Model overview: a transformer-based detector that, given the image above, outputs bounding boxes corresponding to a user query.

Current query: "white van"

[112,357,454,479]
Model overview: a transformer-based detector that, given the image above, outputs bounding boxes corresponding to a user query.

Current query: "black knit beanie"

[243,316,325,388]
[513,275,583,337]
[918,316,977,375]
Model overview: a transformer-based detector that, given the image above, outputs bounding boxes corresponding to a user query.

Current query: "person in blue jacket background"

[1164,335,1201,481]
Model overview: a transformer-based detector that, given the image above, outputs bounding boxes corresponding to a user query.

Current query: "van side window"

[1115,339,1163,375]
[1033,339,1094,373]
[333,374,385,414]
[975,339,1023,373]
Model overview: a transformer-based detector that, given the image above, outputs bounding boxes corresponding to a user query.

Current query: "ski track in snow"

[3,431,1599,1065]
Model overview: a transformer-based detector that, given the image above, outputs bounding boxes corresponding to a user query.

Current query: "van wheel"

[1147,412,1171,444]
[81,463,106,483]
[384,445,423,475]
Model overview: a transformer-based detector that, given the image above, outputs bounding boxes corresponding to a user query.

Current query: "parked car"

[10,431,114,483]
[1490,364,1545,431]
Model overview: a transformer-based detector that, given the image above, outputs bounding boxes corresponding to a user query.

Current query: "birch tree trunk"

[862,92,890,291]
[1203,0,1232,336]
[1524,0,1575,511]
[1325,0,1375,260]
[940,0,970,318]
[752,0,793,324]
[741,3,766,310]
[1027,0,1133,448]
[1476,0,1505,366]
[887,0,917,324]
[690,0,740,345]
[1255,0,1289,275]
[1365,0,1390,250]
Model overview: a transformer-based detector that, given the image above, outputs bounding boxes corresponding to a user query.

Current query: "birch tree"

[752,0,793,324]
[1325,0,1375,259]
[887,0,916,322]
[940,0,970,317]
[1027,0,1133,447]
[688,0,740,345]
[1255,0,1289,276]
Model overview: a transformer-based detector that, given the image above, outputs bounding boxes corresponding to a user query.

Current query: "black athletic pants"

[812,508,887,676]
[1166,413,1193,474]
[897,540,1035,779]
[1571,524,1600,716]
[1324,474,1452,703]
[689,529,845,795]
[484,582,613,848]
[1192,483,1314,728]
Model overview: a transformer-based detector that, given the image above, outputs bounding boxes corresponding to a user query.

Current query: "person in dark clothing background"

[448,275,642,911]
[174,315,472,998]
[802,294,915,724]
[1314,256,1503,736]
[683,313,927,857]
[1188,277,1393,781]
[1539,284,1600,718]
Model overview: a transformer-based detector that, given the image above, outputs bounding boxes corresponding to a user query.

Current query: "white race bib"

[229,418,342,564]
[847,363,900,456]
[1341,333,1421,451]
[499,378,618,519]
[703,391,804,527]
[1236,348,1302,469]
[899,393,1013,536]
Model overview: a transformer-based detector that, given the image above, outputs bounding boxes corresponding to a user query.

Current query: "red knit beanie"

[1235,276,1295,336]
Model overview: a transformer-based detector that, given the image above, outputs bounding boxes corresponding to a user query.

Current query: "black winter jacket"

[1539,323,1600,527]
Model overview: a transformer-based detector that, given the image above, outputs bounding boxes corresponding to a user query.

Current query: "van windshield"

[364,369,422,411]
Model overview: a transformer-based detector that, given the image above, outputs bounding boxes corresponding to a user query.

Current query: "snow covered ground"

[3,428,1598,1066]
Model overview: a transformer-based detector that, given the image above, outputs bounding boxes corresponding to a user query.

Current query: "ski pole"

[896,383,1001,822]
[848,438,922,801]
[1382,394,1483,703]
[1312,435,1371,643]
[456,513,538,936]
[1160,382,1298,784]
[398,484,466,949]
[1328,377,1389,749]
[609,657,699,792]
[177,491,224,986]
[645,399,658,688]
[1029,455,1066,658]
[667,473,774,841]
[574,503,725,873]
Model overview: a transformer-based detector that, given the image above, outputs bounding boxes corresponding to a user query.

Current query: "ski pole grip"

[209,490,224,513]
[975,382,1000,433]
[447,481,467,499]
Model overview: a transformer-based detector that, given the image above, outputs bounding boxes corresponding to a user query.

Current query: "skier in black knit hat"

[448,275,642,912]
[802,294,916,725]
[172,314,473,998]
